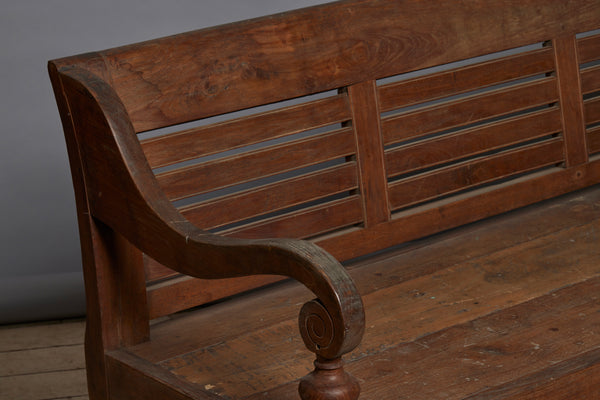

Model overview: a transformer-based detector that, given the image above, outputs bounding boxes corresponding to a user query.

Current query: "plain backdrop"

[0,0,329,324]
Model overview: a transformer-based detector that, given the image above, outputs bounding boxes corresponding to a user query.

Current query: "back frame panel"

[50,0,600,318]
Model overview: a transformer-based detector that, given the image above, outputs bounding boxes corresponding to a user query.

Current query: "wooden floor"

[0,319,88,400]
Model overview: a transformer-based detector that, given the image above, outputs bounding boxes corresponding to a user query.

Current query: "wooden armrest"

[51,64,365,361]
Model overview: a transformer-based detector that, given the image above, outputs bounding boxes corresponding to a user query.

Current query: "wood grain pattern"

[318,159,600,263]
[588,125,600,154]
[156,128,355,201]
[388,139,564,211]
[381,77,558,146]
[385,108,562,178]
[577,33,600,64]
[585,96,600,126]
[52,0,600,132]
[378,46,555,112]
[132,186,600,364]
[180,163,358,230]
[553,35,588,167]
[221,196,363,240]
[48,0,600,398]
[140,94,351,169]
[347,81,390,227]
[151,205,600,399]
[581,65,600,95]
[146,275,285,320]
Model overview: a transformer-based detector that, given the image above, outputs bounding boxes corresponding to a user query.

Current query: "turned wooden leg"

[299,357,360,400]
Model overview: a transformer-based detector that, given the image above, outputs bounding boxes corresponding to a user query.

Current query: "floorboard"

[0,319,88,400]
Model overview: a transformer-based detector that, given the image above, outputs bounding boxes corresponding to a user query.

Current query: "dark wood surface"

[48,0,600,398]
[129,186,600,399]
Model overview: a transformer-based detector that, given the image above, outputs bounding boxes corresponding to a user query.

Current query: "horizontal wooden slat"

[140,94,351,169]
[156,128,355,201]
[587,125,600,154]
[385,108,562,178]
[147,275,285,320]
[220,196,363,240]
[180,163,358,230]
[577,33,600,64]
[378,47,554,112]
[388,139,565,210]
[581,65,600,95]
[318,161,600,263]
[147,164,359,284]
[55,0,600,132]
[381,77,558,146]
[585,96,600,125]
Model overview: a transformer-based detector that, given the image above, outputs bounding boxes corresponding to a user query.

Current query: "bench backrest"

[51,0,600,319]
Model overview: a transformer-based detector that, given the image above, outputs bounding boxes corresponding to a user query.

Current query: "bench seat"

[107,186,600,399]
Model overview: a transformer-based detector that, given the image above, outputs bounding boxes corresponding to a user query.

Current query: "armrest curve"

[54,64,365,359]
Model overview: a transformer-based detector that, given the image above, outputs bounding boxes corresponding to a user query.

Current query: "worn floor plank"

[0,369,88,400]
[0,319,88,400]
[0,320,85,352]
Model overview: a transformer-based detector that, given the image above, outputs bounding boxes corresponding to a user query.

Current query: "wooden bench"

[48,0,600,398]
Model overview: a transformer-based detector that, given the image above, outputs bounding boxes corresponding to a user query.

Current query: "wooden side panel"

[554,35,588,166]
[381,78,558,146]
[53,0,600,132]
[106,351,219,400]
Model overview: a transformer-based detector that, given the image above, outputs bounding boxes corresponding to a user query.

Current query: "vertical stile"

[346,81,390,227]
[553,35,588,166]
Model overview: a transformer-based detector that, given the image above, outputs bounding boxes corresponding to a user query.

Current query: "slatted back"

[53,0,600,318]
[581,34,600,153]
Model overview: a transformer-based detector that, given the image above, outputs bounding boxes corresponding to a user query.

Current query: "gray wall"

[0,0,327,324]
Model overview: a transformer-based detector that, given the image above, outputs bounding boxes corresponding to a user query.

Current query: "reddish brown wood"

[147,275,284,320]
[388,139,565,211]
[346,81,390,227]
[48,1,600,399]
[222,196,363,240]
[581,65,600,95]
[140,94,351,169]
[577,33,600,64]
[180,163,358,230]
[553,35,588,167]
[385,108,562,178]
[318,159,600,263]
[156,128,355,201]
[381,77,558,146]
[378,46,555,112]
[588,126,600,154]
[144,255,178,284]
[52,0,600,133]
[299,357,360,400]
[585,97,600,126]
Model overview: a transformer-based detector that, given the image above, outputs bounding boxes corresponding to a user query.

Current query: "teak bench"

[49,0,600,399]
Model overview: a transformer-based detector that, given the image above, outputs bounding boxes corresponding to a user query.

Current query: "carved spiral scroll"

[299,299,336,355]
